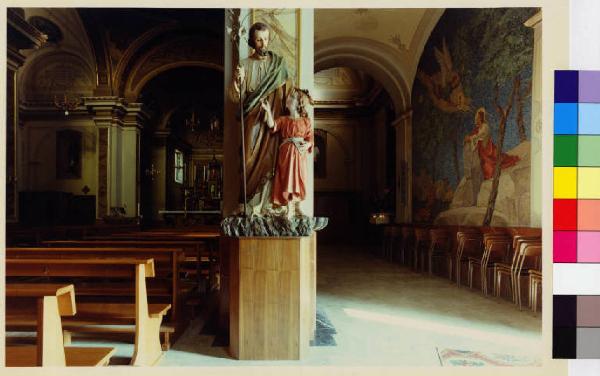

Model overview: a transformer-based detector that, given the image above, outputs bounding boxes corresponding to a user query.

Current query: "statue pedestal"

[224,235,315,360]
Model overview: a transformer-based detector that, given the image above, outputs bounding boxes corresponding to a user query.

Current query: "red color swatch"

[554,199,578,230]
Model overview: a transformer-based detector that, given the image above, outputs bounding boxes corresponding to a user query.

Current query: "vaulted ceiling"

[315,8,444,114]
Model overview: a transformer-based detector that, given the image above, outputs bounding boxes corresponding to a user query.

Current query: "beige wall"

[22,120,97,196]
[314,110,388,195]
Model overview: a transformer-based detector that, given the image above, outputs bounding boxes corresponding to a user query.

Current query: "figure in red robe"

[464,107,520,180]
[261,88,314,218]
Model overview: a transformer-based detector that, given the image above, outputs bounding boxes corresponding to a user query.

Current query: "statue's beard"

[256,47,268,56]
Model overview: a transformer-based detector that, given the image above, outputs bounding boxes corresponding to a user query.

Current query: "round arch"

[315,37,412,116]
[131,62,224,101]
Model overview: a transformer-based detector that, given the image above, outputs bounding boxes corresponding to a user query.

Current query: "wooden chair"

[528,270,542,313]
[383,225,403,262]
[493,236,541,304]
[455,231,483,287]
[514,243,542,310]
[5,283,116,367]
[413,227,430,272]
[468,233,511,294]
[427,228,450,276]
[6,257,170,366]
[400,226,414,266]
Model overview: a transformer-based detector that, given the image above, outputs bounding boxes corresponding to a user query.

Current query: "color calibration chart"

[553,70,600,359]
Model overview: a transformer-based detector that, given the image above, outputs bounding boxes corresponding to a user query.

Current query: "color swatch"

[553,70,600,359]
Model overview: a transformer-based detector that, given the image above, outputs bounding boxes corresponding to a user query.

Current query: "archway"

[136,66,224,224]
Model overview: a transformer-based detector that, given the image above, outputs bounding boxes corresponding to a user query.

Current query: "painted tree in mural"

[455,9,533,225]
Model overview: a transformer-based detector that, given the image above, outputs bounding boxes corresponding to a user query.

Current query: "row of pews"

[380,224,542,312]
[5,224,220,367]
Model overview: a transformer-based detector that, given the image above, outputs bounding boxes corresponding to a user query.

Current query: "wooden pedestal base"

[225,236,314,360]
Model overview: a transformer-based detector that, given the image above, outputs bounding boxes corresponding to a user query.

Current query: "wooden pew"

[6,258,170,366]
[29,243,198,345]
[42,239,208,292]
[84,231,220,292]
[7,223,141,246]
[5,283,116,367]
[11,245,188,340]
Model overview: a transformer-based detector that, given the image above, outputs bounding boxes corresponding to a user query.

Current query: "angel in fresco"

[417,38,471,113]
[261,87,314,218]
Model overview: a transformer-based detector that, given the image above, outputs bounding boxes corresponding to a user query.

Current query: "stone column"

[6,9,46,222]
[298,8,315,217]
[392,110,413,223]
[85,97,127,219]
[151,131,170,222]
[122,103,147,218]
[525,11,542,227]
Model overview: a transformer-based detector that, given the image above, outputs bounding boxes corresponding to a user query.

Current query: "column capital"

[84,96,127,127]
[123,103,150,130]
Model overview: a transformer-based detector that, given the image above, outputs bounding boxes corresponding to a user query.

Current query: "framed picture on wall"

[56,129,82,179]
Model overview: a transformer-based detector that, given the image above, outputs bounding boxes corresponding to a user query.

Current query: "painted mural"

[412,8,536,226]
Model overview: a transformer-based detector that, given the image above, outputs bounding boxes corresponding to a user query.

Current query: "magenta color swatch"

[577,232,600,262]
[579,71,600,103]
[554,231,578,263]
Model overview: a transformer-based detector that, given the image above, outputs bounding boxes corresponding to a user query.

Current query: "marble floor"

[72,244,543,367]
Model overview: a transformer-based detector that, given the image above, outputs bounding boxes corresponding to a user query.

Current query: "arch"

[315,37,411,116]
[120,35,224,101]
[131,62,224,101]
[112,23,180,94]
[19,49,96,103]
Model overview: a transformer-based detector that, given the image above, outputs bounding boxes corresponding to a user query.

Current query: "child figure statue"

[261,88,314,218]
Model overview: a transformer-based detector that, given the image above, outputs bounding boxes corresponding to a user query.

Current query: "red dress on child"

[272,116,313,206]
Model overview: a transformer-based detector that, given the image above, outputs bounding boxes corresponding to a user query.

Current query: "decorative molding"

[8,8,47,51]
[524,11,542,28]
[391,109,413,128]
[20,51,95,103]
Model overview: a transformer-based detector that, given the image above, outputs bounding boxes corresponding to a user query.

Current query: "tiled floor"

[72,244,542,366]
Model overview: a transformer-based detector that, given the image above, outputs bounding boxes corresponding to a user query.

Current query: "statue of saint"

[261,88,314,218]
[228,22,290,216]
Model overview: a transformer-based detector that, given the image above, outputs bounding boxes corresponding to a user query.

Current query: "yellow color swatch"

[578,167,600,199]
[554,167,578,198]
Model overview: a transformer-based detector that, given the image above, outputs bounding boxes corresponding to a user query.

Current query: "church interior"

[4,7,543,367]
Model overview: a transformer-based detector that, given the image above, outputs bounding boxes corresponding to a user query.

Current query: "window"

[174,149,184,184]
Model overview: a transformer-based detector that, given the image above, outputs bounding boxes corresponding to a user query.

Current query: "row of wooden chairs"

[381,224,542,312]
